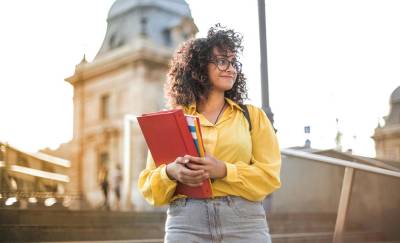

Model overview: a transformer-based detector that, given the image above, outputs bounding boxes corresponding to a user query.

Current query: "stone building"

[373,86,400,162]
[0,142,70,209]
[45,0,197,210]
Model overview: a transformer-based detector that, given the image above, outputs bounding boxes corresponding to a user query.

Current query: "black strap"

[239,104,252,132]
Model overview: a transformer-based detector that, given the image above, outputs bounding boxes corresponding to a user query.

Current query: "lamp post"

[258,0,276,214]
[258,0,274,128]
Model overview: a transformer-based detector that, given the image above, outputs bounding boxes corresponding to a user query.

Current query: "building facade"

[47,0,197,210]
[0,142,70,209]
[373,86,400,162]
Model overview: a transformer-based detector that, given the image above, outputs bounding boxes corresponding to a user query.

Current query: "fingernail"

[184,159,189,163]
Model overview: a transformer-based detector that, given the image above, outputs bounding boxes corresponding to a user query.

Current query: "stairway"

[268,213,389,243]
[0,209,397,242]
[0,209,166,242]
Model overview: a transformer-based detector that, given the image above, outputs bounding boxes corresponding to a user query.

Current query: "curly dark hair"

[165,24,248,108]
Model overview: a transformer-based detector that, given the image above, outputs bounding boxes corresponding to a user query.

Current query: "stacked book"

[137,109,211,198]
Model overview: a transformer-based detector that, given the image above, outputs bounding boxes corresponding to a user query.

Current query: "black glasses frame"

[209,58,242,72]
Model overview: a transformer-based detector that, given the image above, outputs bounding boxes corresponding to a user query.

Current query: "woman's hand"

[184,154,227,179]
[166,157,209,187]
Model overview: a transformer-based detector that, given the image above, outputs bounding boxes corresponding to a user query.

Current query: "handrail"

[281,148,400,243]
[281,148,400,178]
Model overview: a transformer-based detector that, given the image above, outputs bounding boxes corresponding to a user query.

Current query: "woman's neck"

[197,91,225,114]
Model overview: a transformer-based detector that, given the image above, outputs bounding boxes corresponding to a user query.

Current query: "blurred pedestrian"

[98,166,110,210]
[111,164,122,210]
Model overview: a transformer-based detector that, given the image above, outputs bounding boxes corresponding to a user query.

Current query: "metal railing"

[281,148,400,243]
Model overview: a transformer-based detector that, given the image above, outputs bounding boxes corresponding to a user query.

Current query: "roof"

[390,86,400,104]
[384,86,400,125]
[108,0,191,20]
[286,146,321,153]
[94,0,196,59]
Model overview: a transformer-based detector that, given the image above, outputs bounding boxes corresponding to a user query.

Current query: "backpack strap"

[239,104,252,132]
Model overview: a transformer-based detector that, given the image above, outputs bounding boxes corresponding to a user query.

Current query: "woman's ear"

[191,71,199,81]
[192,71,208,83]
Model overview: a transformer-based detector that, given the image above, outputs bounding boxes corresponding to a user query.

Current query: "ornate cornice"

[65,38,173,85]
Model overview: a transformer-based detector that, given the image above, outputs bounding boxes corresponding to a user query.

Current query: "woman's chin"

[215,86,234,93]
[211,80,235,92]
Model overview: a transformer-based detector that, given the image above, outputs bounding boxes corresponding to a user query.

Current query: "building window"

[100,94,110,120]
[16,154,29,167]
[140,17,148,37]
[0,146,4,162]
[109,33,124,49]
[42,163,54,173]
[163,29,172,46]
[109,34,116,49]
[182,32,189,40]
[99,152,109,167]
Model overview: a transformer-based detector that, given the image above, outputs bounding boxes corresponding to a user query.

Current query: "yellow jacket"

[138,98,281,206]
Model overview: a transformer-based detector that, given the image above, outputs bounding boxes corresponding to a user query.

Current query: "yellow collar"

[225,98,244,111]
[185,98,243,114]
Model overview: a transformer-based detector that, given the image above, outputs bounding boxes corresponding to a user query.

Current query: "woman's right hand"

[166,157,209,187]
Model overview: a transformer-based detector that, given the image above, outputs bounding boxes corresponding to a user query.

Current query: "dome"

[390,86,400,104]
[108,0,191,20]
[95,0,197,59]
[385,86,400,126]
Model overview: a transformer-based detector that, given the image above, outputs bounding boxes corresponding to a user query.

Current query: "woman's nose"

[226,62,236,73]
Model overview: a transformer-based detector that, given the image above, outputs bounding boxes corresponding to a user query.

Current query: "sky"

[0,0,399,157]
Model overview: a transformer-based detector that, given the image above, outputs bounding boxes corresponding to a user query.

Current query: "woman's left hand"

[183,154,227,179]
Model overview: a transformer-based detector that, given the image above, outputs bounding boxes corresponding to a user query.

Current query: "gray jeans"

[165,196,271,243]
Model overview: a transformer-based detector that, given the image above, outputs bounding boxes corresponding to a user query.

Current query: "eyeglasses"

[209,58,242,72]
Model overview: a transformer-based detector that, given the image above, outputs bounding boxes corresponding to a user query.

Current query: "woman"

[138,25,281,243]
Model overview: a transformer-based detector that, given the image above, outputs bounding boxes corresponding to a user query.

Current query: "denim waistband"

[171,195,256,207]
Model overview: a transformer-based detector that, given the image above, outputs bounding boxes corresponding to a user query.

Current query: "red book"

[137,109,212,198]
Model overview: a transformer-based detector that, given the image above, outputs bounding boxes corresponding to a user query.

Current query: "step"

[0,224,165,242]
[0,209,396,242]
[0,209,166,226]
[271,231,386,243]
[34,240,164,243]
[0,228,387,243]
[268,213,364,234]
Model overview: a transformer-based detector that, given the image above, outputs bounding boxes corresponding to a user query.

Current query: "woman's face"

[207,47,238,93]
